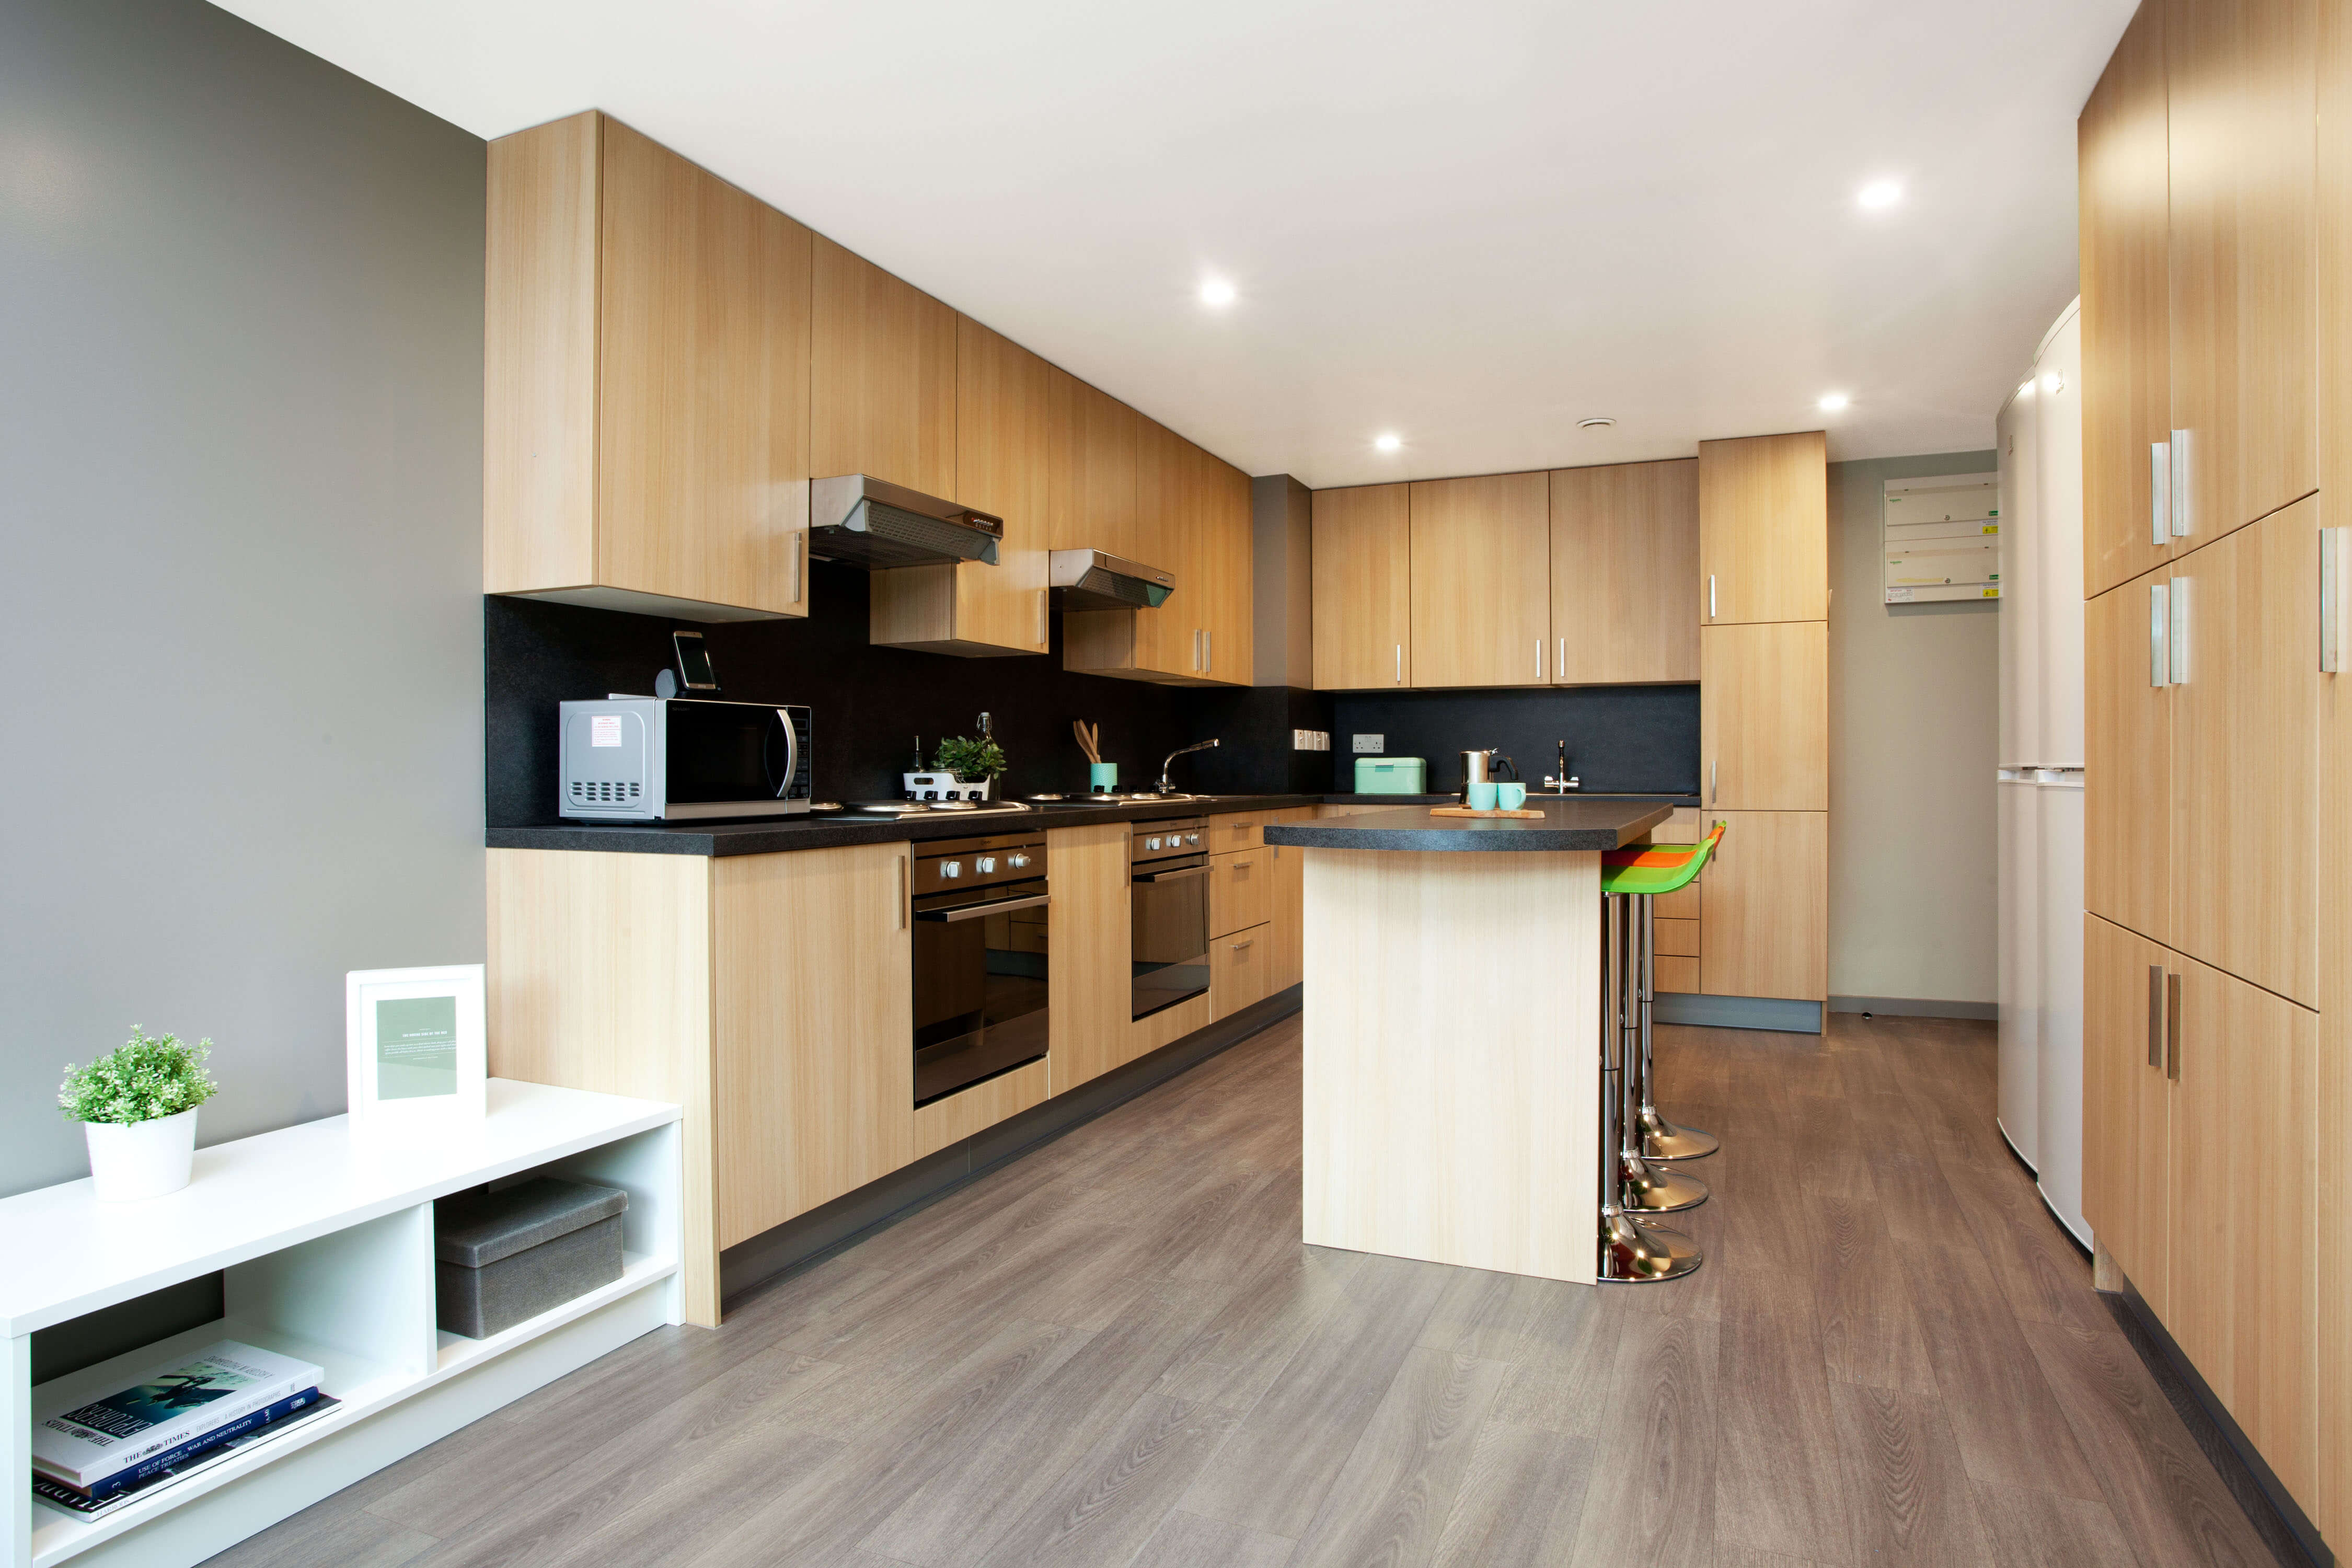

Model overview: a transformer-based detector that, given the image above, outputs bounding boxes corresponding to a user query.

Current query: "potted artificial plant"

[59,1028,218,1201]
[932,734,1008,800]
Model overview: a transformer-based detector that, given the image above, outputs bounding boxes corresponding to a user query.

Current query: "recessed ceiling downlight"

[1818,391,1851,412]
[1858,179,1904,210]
[1198,276,1237,308]
[1374,433,1402,453]
[1577,417,1616,430]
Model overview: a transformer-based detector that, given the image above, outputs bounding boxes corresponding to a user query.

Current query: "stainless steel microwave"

[559,698,813,821]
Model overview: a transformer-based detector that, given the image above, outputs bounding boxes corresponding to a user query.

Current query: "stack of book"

[31,1340,334,1518]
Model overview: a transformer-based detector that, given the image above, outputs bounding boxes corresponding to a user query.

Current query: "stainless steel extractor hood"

[1048,549,1176,612]
[808,475,1003,570]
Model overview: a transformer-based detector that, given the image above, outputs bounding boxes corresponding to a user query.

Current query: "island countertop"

[1266,797,1675,851]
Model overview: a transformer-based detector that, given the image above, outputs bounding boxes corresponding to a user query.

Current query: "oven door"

[660,700,811,818]
[1131,857,1210,1020]
[912,879,1051,1106]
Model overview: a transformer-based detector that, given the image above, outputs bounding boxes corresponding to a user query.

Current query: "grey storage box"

[435,1178,627,1339]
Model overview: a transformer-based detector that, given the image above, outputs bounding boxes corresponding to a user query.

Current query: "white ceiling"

[211,0,2129,488]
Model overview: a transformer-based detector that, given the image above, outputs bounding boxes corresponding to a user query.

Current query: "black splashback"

[485,566,1336,827]
[1328,686,1699,794]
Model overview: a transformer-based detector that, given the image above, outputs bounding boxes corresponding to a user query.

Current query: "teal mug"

[1089,762,1118,792]
[1495,782,1528,811]
[1465,781,1498,811]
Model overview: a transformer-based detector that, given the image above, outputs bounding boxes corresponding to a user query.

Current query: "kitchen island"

[1265,798,1673,1284]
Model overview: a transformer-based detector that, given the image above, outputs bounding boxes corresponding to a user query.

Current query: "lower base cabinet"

[1212,921,1274,1019]
[1047,821,1133,1095]
[1697,809,1827,1001]
[1270,808,1310,990]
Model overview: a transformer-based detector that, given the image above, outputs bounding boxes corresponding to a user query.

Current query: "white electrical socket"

[1352,734,1385,754]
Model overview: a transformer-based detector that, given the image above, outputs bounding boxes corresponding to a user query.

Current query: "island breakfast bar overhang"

[1266,800,1676,1285]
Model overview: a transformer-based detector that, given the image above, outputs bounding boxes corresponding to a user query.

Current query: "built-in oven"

[1130,816,1209,1020]
[912,832,1050,1106]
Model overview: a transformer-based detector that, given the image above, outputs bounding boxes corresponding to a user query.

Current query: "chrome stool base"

[1639,1105,1720,1161]
[1619,1151,1709,1213]
[1599,1211,1704,1283]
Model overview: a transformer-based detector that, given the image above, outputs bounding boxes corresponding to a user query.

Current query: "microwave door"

[665,702,775,804]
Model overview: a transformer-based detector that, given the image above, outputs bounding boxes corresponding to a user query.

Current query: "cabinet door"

[1134,428,1197,678]
[711,843,914,1246]
[2169,951,2317,1505]
[1210,849,1273,938]
[1048,369,1139,556]
[1698,810,1827,1001]
[2085,571,2174,940]
[1409,471,1551,687]
[1046,823,1131,1096]
[1550,459,1699,683]
[1269,811,1308,992]
[1700,621,1828,811]
[2167,0,2316,546]
[2080,0,2175,597]
[1212,923,1274,1021]
[2083,913,2174,1319]
[1201,454,1255,684]
[1312,483,1412,689]
[2168,497,2320,1005]
[810,235,956,497]
[1699,431,1828,625]
[870,315,1051,655]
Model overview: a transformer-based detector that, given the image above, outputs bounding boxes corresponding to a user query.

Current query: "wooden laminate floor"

[206,1013,2282,1568]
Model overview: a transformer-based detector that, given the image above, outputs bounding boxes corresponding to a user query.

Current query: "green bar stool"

[1603,823,1725,1164]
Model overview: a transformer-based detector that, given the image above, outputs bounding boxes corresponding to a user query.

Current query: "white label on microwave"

[591,715,622,748]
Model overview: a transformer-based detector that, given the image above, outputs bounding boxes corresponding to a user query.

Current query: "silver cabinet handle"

[2170,429,2190,537]
[1135,864,1211,883]
[1037,588,1048,647]
[2169,573,2189,683]
[1229,938,1255,951]
[2166,971,2183,1081]
[1709,574,1717,619]
[1396,643,1402,683]
[1536,638,1543,680]
[919,892,1051,923]
[897,854,909,930]
[1230,860,1255,870]
[1557,637,1565,678]
[2325,529,2346,673]
[2149,581,2170,687]
[2149,441,2170,548]
[793,531,805,604]
[1709,759,1718,804]
[1205,629,1212,674]
[2147,965,2165,1068]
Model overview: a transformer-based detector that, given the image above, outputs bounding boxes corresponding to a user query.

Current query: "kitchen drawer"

[1209,812,1265,852]
[1656,884,1700,919]
[1655,918,1700,959]
[1212,921,1274,1020]
[1655,954,1700,994]
[1211,848,1274,937]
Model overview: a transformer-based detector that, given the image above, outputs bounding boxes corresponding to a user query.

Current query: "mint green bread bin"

[1353,757,1426,794]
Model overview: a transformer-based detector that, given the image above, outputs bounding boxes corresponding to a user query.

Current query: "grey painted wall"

[1828,451,2001,1005]
[0,0,487,1197]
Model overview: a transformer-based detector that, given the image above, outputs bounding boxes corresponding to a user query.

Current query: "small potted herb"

[932,734,1008,799]
[59,1029,218,1201]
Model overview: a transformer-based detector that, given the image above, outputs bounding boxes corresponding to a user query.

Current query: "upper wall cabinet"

[1699,432,1827,625]
[871,315,1051,656]
[1047,368,1141,561]
[810,236,958,499]
[1311,483,1413,689]
[486,112,813,622]
[1065,427,1253,687]
[2165,0,2315,547]
[1549,459,1699,684]
[2080,0,2174,597]
[1409,472,1551,688]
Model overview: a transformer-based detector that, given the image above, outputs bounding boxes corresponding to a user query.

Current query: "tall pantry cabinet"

[2080,0,2333,1539]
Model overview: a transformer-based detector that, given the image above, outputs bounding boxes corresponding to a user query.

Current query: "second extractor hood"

[1048,549,1176,612]
[809,475,1002,570]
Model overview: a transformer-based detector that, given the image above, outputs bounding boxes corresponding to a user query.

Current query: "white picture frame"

[345,964,486,1139]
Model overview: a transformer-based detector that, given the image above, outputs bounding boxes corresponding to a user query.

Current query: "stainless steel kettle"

[1459,748,1518,787]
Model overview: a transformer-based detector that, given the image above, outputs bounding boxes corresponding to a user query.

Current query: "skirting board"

[1829,994,1998,1021]
[719,985,1304,1306]
[2096,1255,2330,1568]
[1653,993,1823,1034]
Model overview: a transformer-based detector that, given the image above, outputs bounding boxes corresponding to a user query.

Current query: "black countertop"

[1265,797,1677,852]
[487,792,1697,857]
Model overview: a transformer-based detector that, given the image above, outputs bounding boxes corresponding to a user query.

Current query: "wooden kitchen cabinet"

[1212,923,1275,1020]
[2166,949,2318,1506]
[2079,0,2175,597]
[1048,368,1141,558]
[1698,810,1827,1001]
[1046,821,1132,1096]
[486,111,813,622]
[1069,432,1253,685]
[1269,809,1309,991]
[1549,459,1700,684]
[1698,432,1828,625]
[809,235,957,499]
[1700,621,1828,811]
[1409,471,1552,687]
[2084,571,2175,943]
[2165,0,2316,547]
[1312,482,1413,689]
[2084,913,2175,1323]
[2166,497,2320,1006]
[1198,453,1255,684]
[1209,811,1266,853]
[1210,848,1273,938]
[870,315,1052,656]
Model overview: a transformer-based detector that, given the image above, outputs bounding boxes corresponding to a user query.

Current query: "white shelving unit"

[1,1080,682,1568]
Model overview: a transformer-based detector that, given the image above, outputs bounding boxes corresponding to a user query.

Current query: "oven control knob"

[975,856,997,873]
[1007,853,1030,869]
[941,861,961,879]
[1145,836,1162,851]
[1185,832,1201,847]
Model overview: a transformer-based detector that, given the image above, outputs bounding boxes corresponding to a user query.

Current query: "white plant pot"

[84,1108,198,1201]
